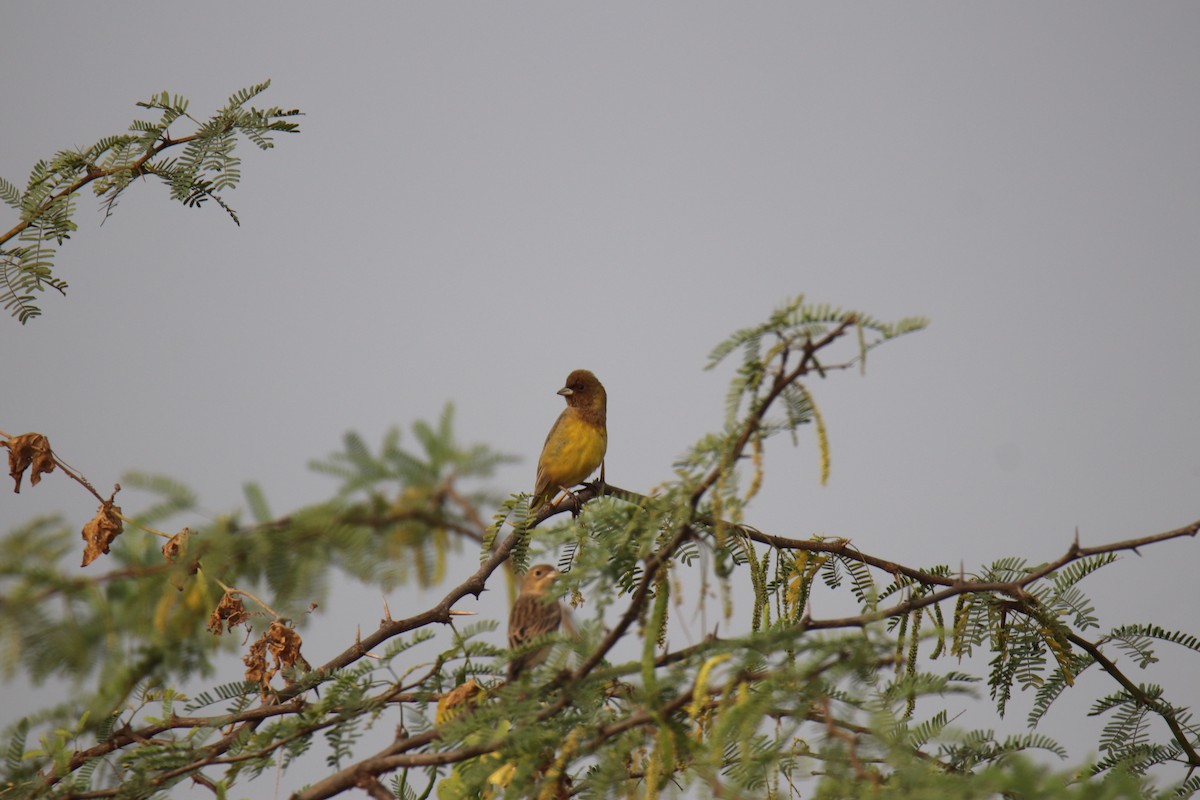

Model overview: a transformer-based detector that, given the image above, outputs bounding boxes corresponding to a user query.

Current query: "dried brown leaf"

[162,527,190,562]
[163,527,200,590]
[243,634,270,692]
[207,591,249,635]
[4,432,56,493]
[267,620,305,672]
[243,621,308,695]
[81,500,123,567]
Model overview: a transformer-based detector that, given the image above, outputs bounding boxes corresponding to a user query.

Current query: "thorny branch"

[691,316,857,506]
[26,496,1200,798]
[13,319,1200,797]
[0,131,211,248]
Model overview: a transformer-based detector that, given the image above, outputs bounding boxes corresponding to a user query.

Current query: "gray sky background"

[3,3,1199,794]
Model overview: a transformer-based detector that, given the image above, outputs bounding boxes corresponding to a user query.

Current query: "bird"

[530,369,607,511]
[507,564,565,680]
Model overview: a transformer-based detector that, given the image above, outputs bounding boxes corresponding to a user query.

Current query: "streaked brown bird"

[530,369,607,510]
[507,564,564,680]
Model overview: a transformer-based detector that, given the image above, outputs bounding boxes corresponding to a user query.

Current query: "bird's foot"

[556,484,583,518]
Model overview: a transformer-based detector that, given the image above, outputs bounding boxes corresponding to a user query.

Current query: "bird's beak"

[557,387,573,397]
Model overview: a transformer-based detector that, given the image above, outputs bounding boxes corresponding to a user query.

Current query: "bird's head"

[519,564,560,596]
[557,369,606,410]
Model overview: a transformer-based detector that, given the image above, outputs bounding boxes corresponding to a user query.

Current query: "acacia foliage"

[2,295,1197,799]
[2,90,1199,796]
[0,81,300,323]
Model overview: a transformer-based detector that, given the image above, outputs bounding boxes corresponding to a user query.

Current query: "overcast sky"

[3,3,1199,793]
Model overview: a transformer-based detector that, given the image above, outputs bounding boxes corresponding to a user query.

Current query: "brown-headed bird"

[507,564,564,680]
[530,369,607,511]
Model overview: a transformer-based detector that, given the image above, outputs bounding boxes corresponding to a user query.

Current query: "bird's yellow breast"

[534,410,607,502]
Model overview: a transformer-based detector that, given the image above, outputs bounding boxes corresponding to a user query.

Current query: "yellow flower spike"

[801,385,831,486]
[746,434,764,501]
[537,726,584,800]
[786,551,827,620]
[487,761,517,788]
[688,653,731,738]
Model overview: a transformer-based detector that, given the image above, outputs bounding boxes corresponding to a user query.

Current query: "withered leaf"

[243,635,270,692]
[266,620,305,672]
[81,500,123,567]
[207,591,249,635]
[162,527,190,563]
[4,432,56,493]
[163,528,199,590]
[244,621,308,695]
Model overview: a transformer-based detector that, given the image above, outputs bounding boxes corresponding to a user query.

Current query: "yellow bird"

[530,369,607,510]
[507,564,564,680]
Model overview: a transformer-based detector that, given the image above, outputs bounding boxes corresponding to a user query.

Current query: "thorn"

[382,595,392,622]
[448,609,476,617]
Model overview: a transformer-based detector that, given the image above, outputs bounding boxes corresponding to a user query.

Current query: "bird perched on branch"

[530,369,607,511]
[508,564,565,680]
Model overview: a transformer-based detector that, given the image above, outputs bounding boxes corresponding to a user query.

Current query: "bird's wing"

[532,408,573,501]
[508,596,564,649]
